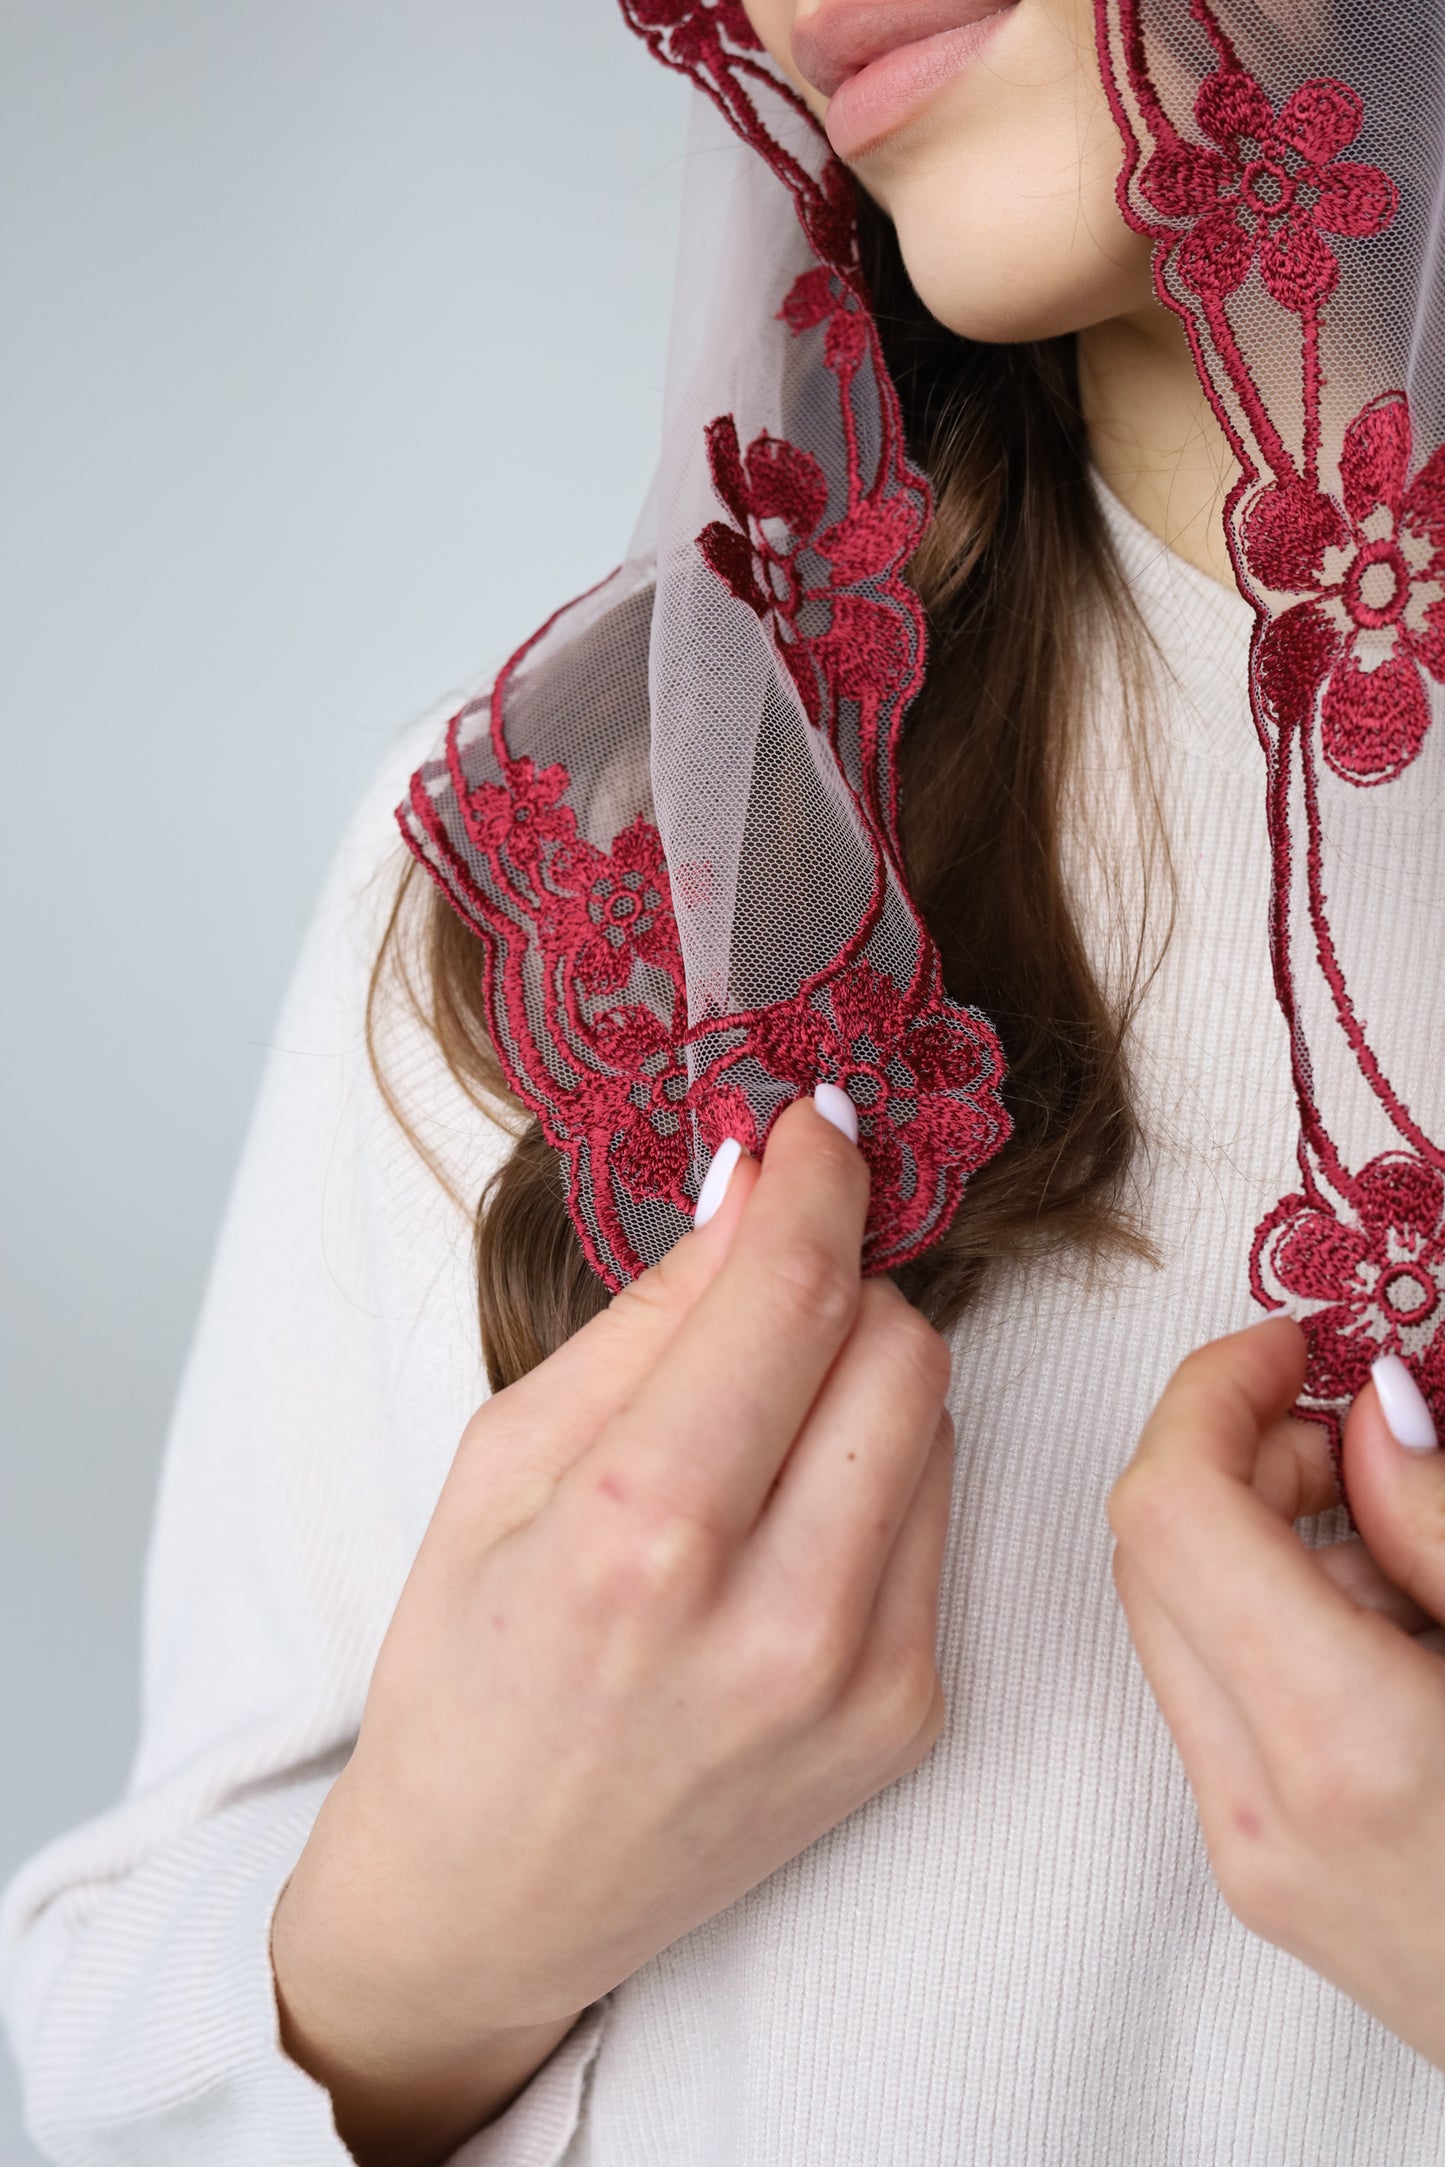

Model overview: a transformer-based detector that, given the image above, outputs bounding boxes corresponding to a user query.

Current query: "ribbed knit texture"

[5,486,1445,2163]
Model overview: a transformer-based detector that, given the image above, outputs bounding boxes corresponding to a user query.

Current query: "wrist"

[270,1788,587,2166]
[275,1951,582,2167]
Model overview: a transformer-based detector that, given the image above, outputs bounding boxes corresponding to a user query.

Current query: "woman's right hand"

[272,1093,956,2165]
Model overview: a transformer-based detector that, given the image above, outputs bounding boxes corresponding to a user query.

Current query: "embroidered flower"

[580,1006,755,1210]
[751,961,1008,1199]
[542,816,679,993]
[1245,393,1445,783]
[1253,1154,1445,1410]
[777,268,928,573]
[700,417,832,726]
[463,756,577,872]
[698,414,922,727]
[780,265,871,376]
[1141,68,1397,311]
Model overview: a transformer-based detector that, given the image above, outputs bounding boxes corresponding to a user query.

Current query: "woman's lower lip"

[824,5,1018,162]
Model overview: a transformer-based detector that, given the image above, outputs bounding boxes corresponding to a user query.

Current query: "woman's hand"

[1108,1315,1445,2069]
[271,1094,956,2166]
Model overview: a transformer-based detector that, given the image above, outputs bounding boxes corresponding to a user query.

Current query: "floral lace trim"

[395,2,1012,1290]
[1101,0,1444,1467]
[400,0,1442,1455]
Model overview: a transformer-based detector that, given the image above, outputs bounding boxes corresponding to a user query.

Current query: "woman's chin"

[892,216,1156,347]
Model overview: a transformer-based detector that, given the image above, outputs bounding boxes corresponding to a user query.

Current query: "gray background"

[0,7,687,2157]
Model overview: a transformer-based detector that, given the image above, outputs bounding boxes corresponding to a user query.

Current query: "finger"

[1340,1366,1445,1628]
[1311,1537,1436,1635]
[1134,1316,1311,1489]
[592,1141,761,1355]
[823,1404,955,1752]
[1110,1545,1275,1857]
[740,1277,952,1632]
[1109,1319,1363,1721]
[575,1093,872,1541]
[1250,1410,1342,1524]
[1248,1410,1433,1633]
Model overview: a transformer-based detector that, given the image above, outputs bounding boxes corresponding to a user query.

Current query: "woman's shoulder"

[309,673,494,995]
[269,671,521,1241]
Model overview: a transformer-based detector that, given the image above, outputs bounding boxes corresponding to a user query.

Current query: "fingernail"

[813,1082,859,1146]
[694,1137,744,1228]
[1371,1354,1438,1452]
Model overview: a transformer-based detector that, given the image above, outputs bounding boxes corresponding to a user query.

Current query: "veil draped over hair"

[398,0,1445,1456]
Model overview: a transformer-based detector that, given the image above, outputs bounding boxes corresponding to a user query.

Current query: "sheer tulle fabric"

[399,0,1445,1453]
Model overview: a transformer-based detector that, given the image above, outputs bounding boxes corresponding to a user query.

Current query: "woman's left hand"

[1108,1315,1445,2069]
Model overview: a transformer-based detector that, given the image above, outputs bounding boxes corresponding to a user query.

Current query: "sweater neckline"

[1091,468,1254,630]
[1090,467,1259,772]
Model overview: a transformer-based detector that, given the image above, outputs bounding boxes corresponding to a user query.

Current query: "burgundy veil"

[399,0,1445,1458]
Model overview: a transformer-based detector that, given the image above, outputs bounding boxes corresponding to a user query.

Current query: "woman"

[6,0,1445,2161]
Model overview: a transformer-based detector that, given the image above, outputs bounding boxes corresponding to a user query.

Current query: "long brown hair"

[369,187,1170,1391]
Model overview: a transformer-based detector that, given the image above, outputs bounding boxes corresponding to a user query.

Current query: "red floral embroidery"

[623,0,760,65]
[464,756,578,871]
[699,270,927,737]
[581,1006,756,1212]
[395,9,1011,1296]
[1140,67,1397,311]
[541,816,679,993]
[699,419,833,726]
[782,262,871,371]
[1245,393,1445,783]
[1253,1155,1445,1419]
[697,416,918,731]
[750,961,1008,1209]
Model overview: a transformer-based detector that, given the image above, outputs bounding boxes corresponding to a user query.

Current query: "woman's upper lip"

[791,0,1012,98]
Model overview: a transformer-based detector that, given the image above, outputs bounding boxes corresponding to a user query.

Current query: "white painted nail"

[694,1137,744,1228]
[1371,1353,1438,1452]
[813,1082,859,1145]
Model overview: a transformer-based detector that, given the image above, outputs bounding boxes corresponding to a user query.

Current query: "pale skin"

[273,1101,959,2164]
[272,7,1445,2161]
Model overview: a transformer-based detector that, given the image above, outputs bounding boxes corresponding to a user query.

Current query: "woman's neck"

[1077,306,1241,590]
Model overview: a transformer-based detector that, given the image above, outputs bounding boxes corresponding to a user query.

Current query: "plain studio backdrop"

[0,5,687,2157]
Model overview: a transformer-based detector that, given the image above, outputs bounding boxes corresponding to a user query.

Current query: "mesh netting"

[400,0,1445,1452]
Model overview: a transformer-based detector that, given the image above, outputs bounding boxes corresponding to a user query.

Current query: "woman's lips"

[797,1,1019,162]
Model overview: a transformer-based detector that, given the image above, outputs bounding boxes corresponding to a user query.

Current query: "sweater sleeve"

[0,694,610,2166]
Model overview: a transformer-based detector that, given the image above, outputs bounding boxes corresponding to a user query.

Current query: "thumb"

[1339,1355,1445,1623]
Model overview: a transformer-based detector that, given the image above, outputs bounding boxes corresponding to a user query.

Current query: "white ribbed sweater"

[6,486,1445,2166]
